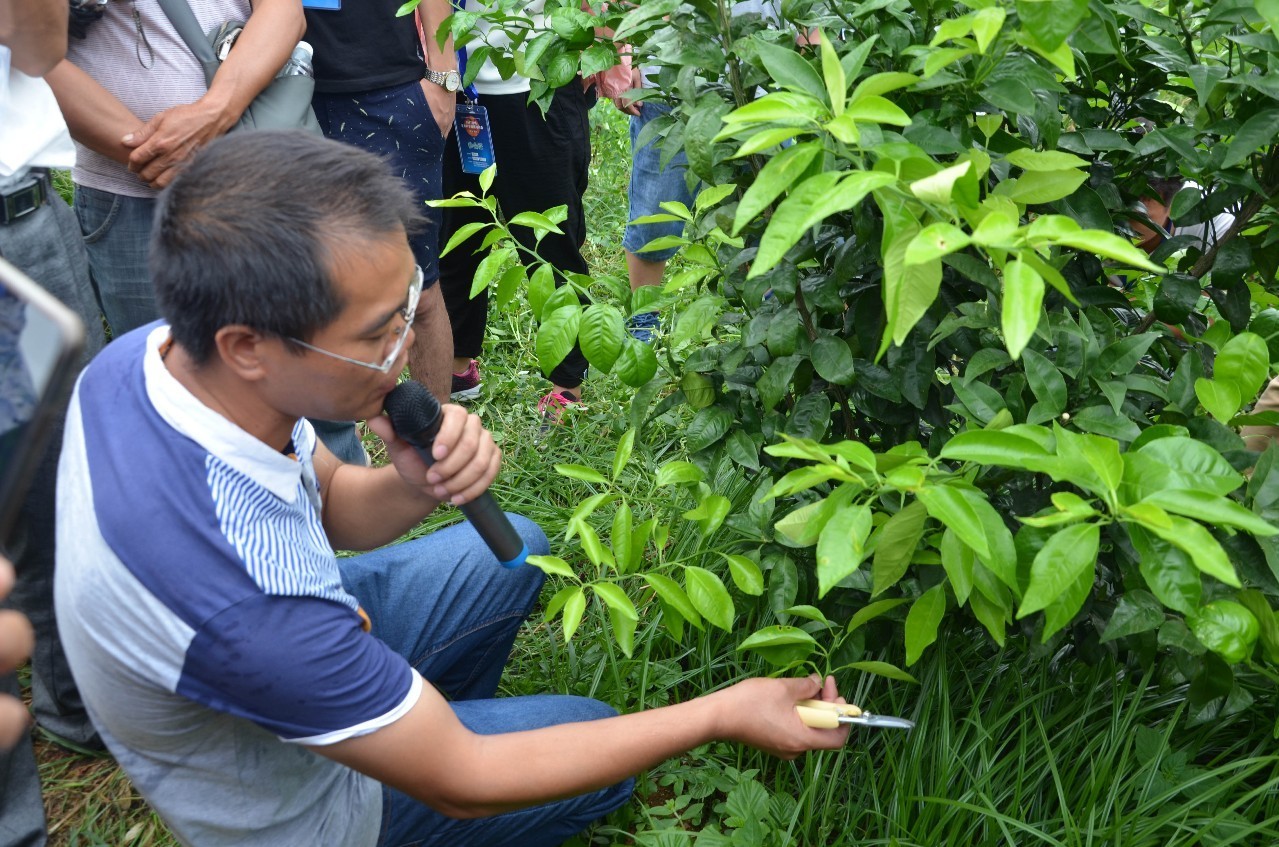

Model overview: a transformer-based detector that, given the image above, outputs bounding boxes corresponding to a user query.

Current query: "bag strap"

[154,0,220,84]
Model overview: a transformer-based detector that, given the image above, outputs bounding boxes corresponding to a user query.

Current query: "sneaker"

[626,310,661,344]
[450,359,482,401]
[536,389,580,434]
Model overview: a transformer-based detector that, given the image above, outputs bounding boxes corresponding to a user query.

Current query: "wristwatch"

[424,68,462,92]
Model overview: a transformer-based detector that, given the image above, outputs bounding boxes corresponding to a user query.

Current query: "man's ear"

[212,325,274,381]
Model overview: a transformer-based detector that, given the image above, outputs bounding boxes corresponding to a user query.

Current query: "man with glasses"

[54,131,850,847]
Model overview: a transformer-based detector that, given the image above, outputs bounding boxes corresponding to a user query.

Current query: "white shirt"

[0,45,76,179]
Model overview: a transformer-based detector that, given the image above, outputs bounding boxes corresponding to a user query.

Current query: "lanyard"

[456,45,479,102]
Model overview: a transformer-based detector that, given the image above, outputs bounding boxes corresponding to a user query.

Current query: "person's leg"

[377,696,635,847]
[0,184,105,752]
[313,83,453,401]
[622,101,697,342]
[73,184,158,337]
[0,674,46,847]
[338,514,548,700]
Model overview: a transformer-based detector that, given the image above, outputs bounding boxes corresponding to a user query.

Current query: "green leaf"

[816,503,872,597]
[1001,259,1044,359]
[684,493,732,536]
[1142,490,1279,536]
[905,585,947,665]
[685,566,735,631]
[872,499,929,595]
[656,460,705,486]
[535,306,580,374]
[909,162,974,207]
[441,220,489,258]
[1004,169,1089,205]
[971,6,1007,52]
[819,29,846,115]
[1022,349,1067,414]
[847,597,911,631]
[1052,231,1163,272]
[644,572,702,629]
[754,40,827,101]
[722,554,765,595]
[1222,109,1279,170]
[1019,522,1099,617]
[940,429,1056,471]
[1215,332,1270,405]
[561,587,586,641]
[527,264,555,321]
[611,501,634,573]
[1195,378,1242,423]
[811,336,857,384]
[554,463,608,484]
[1015,0,1089,50]
[1189,601,1260,664]
[525,555,577,579]
[612,428,635,484]
[1128,525,1202,615]
[719,91,825,128]
[470,246,515,300]
[751,171,894,278]
[578,304,625,373]
[1005,149,1090,171]
[1137,437,1242,496]
[592,581,638,622]
[686,406,734,452]
[845,94,911,126]
[733,142,823,234]
[1236,590,1279,664]
[849,660,918,684]
[607,602,637,658]
[918,484,991,558]
[883,232,943,346]
[904,222,972,265]
[970,588,1009,645]
[613,338,658,387]
[493,264,526,310]
[1148,516,1241,587]
[1100,590,1165,642]
[737,625,819,667]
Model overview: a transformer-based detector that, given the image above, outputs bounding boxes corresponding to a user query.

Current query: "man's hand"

[366,403,500,506]
[123,98,237,188]
[710,674,851,760]
[610,65,642,117]
[0,556,35,749]
[420,80,455,139]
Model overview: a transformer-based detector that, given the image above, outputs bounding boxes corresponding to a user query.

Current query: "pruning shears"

[796,699,915,731]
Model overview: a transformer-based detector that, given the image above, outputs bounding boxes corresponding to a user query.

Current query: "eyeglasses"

[287,265,423,373]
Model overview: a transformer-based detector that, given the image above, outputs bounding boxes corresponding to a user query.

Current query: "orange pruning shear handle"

[796,699,915,730]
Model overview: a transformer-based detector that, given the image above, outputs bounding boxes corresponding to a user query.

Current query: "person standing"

[0,0,106,842]
[438,0,594,422]
[303,0,456,400]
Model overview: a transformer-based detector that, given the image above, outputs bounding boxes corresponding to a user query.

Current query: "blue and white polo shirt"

[55,324,422,846]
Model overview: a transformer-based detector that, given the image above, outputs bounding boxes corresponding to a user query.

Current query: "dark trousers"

[0,173,109,847]
[440,83,592,389]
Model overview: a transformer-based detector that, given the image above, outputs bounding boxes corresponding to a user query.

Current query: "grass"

[30,101,1279,845]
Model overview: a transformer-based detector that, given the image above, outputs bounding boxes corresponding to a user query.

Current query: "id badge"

[301,0,341,9]
[454,102,496,175]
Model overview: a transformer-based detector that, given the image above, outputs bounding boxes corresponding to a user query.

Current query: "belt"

[0,169,50,226]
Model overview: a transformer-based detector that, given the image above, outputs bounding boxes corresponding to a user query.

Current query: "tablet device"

[0,257,85,549]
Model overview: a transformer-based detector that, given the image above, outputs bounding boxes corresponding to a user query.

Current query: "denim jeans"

[337,515,634,846]
[73,184,159,336]
[623,101,698,263]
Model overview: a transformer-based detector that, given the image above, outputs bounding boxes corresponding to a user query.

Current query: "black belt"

[0,169,50,226]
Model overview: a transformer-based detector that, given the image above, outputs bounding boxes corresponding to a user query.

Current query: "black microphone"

[383,382,527,568]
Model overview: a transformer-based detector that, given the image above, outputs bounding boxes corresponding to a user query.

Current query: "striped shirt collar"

[142,324,306,503]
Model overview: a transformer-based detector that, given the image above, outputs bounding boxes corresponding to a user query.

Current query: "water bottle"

[279,41,313,78]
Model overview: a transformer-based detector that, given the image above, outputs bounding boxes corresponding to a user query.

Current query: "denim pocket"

[75,188,121,244]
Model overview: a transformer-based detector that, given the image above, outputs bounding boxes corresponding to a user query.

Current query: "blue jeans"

[623,101,698,263]
[337,515,634,846]
[73,184,158,336]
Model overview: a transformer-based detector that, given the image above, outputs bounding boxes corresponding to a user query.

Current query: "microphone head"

[384,381,441,438]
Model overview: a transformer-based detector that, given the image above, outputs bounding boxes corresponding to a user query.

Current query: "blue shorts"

[623,101,699,263]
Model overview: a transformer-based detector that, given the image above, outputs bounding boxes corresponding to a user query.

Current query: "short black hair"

[151,130,425,364]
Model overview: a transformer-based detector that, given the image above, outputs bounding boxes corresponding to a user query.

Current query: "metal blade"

[842,712,915,730]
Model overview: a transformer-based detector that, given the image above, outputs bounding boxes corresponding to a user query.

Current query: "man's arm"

[418,0,457,137]
[0,0,67,76]
[44,60,143,165]
[314,674,849,817]
[314,404,500,551]
[124,0,304,187]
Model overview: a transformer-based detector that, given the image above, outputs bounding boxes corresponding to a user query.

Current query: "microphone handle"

[404,442,527,568]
